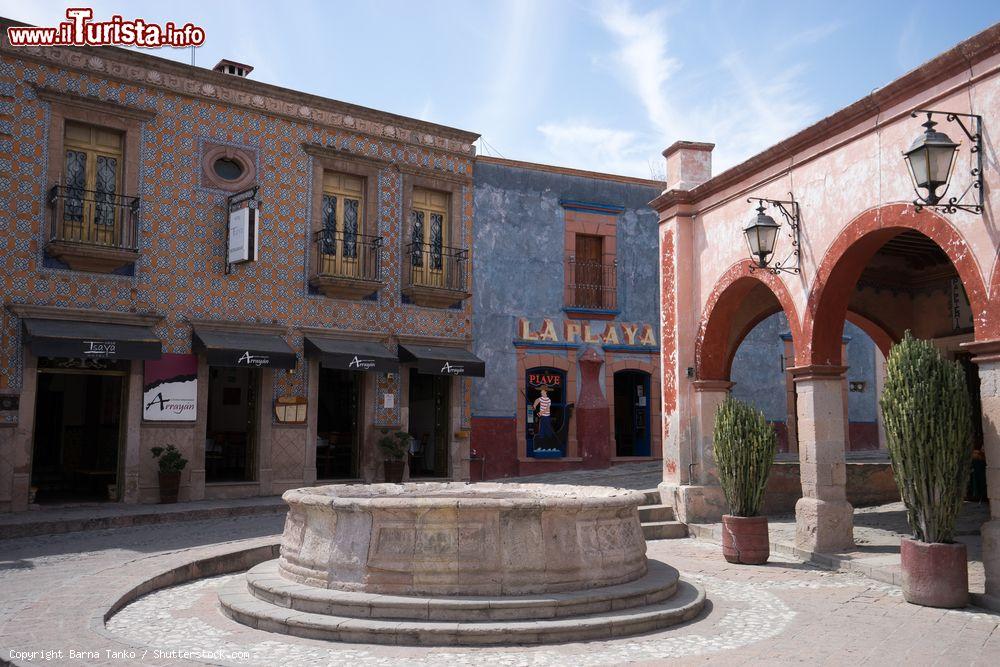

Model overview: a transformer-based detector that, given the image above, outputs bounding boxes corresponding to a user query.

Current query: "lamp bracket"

[910,109,983,215]
[746,194,800,275]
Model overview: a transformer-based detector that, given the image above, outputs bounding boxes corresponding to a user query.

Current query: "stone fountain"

[219,482,705,645]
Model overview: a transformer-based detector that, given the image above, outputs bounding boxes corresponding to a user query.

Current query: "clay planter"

[158,471,180,504]
[900,538,968,608]
[721,515,770,564]
[383,459,405,483]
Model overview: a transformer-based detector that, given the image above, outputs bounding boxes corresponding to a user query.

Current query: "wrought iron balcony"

[46,185,140,273]
[566,257,617,310]
[402,241,471,308]
[309,229,384,299]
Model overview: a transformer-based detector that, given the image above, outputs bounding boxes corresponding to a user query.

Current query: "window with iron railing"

[403,241,468,292]
[314,229,383,282]
[51,121,138,250]
[566,256,617,310]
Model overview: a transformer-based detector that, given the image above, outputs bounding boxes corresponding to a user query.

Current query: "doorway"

[316,368,361,479]
[205,366,258,483]
[524,366,567,456]
[31,362,126,503]
[407,369,450,478]
[614,370,651,457]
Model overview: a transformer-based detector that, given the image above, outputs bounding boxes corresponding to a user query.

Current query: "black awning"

[192,327,296,369]
[304,336,398,373]
[23,318,162,360]
[398,344,485,377]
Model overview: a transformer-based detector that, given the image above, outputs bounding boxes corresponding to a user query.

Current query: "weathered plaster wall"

[471,161,662,418]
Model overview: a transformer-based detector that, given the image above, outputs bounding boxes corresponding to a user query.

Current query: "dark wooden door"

[575,235,603,308]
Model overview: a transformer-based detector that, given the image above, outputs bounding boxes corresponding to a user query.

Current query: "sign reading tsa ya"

[517,318,657,347]
[143,354,197,421]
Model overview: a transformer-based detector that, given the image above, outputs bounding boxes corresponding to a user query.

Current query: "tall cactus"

[713,396,778,517]
[879,332,972,544]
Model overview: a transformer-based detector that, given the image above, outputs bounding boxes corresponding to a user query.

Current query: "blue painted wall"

[471,160,663,418]
[730,312,878,423]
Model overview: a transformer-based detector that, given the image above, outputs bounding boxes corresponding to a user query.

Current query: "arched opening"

[524,366,568,458]
[613,370,652,457]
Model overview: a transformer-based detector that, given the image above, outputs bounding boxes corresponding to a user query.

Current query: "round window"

[213,157,244,181]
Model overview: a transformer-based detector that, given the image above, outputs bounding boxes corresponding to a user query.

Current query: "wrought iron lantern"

[903,110,983,215]
[743,196,800,275]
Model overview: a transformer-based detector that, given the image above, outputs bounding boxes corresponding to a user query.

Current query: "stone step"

[640,488,662,506]
[244,558,679,622]
[638,504,675,522]
[642,521,688,540]
[219,575,706,646]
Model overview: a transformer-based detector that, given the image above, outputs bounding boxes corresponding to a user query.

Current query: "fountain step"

[642,520,688,540]
[244,558,679,622]
[219,574,706,646]
[638,504,675,522]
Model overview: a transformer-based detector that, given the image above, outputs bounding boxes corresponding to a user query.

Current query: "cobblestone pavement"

[497,460,663,489]
[1,512,997,666]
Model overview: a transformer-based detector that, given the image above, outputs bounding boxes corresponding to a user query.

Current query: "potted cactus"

[880,332,972,608]
[151,445,187,504]
[713,396,778,564]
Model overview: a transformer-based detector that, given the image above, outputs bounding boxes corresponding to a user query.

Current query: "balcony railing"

[313,229,383,282]
[403,241,469,293]
[48,185,139,251]
[567,257,617,310]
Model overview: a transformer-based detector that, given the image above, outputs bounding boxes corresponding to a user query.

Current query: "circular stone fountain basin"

[277,482,648,596]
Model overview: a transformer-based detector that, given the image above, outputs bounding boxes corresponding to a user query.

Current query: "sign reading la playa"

[348,355,377,370]
[237,351,271,366]
[516,318,657,347]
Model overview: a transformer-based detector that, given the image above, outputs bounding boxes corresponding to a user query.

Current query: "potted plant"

[151,445,188,504]
[713,395,778,565]
[880,332,972,608]
[377,430,411,483]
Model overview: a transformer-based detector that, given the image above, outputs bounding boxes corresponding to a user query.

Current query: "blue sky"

[5,1,1000,178]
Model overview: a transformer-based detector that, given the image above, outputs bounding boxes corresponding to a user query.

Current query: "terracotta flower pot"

[158,471,181,504]
[900,537,968,608]
[722,514,770,564]
[384,459,405,483]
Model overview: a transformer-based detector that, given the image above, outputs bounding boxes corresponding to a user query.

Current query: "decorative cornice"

[662,141,715,158]
[649,22,1000,214]
[2,18,479,159]
[32,84,157,121]
[6,303,162,326]
[959,338,1000,364]
[691,379,734,392]
[302,142,389,169]
[298,326,390,345]
[788,364,849,381]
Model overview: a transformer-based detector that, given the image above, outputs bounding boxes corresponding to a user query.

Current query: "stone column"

[11,349,37,512]
[668,380,730,524]
[576,347,611,469]
[121,359,143,503]
[962,340,1000,606]
[790,365,854,552]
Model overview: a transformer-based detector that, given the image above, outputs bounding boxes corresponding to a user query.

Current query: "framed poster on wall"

[143,353,198,421]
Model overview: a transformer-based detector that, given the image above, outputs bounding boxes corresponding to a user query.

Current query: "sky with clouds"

[4,0,1000,178]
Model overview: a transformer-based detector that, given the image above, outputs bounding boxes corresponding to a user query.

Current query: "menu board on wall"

[143,354,197,421]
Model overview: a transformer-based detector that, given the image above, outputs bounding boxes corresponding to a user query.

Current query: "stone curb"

[0,499,287,540]
[687,522,1000,613]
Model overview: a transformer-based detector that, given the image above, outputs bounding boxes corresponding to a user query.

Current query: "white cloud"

[537,0,827,177]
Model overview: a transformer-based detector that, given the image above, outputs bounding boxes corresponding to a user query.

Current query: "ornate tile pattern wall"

[0,51,474,429]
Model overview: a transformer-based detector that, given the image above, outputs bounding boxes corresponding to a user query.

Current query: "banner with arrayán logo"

[143,353,197,421]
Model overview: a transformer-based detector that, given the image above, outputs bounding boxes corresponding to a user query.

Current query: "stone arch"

[696,261,803,381]
[803,204,990,365]
[845,310,897,358]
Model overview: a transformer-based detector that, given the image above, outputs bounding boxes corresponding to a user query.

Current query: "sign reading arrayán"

[348,356,377,370]
[7,9,206,48]
[237,351,270,366]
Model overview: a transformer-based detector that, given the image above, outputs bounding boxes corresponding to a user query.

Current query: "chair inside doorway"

[407,368,450,478]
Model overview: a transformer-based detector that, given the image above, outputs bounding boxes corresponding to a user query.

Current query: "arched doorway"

[524,366,568,458]
[613,370,651,456]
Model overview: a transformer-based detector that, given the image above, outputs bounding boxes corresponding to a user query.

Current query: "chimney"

[212,59,254,78]
[663,141,714,191]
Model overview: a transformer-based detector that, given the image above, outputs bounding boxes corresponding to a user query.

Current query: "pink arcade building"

[654,23,1000,606]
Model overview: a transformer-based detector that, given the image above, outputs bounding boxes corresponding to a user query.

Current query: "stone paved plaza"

[1,467,998,666]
